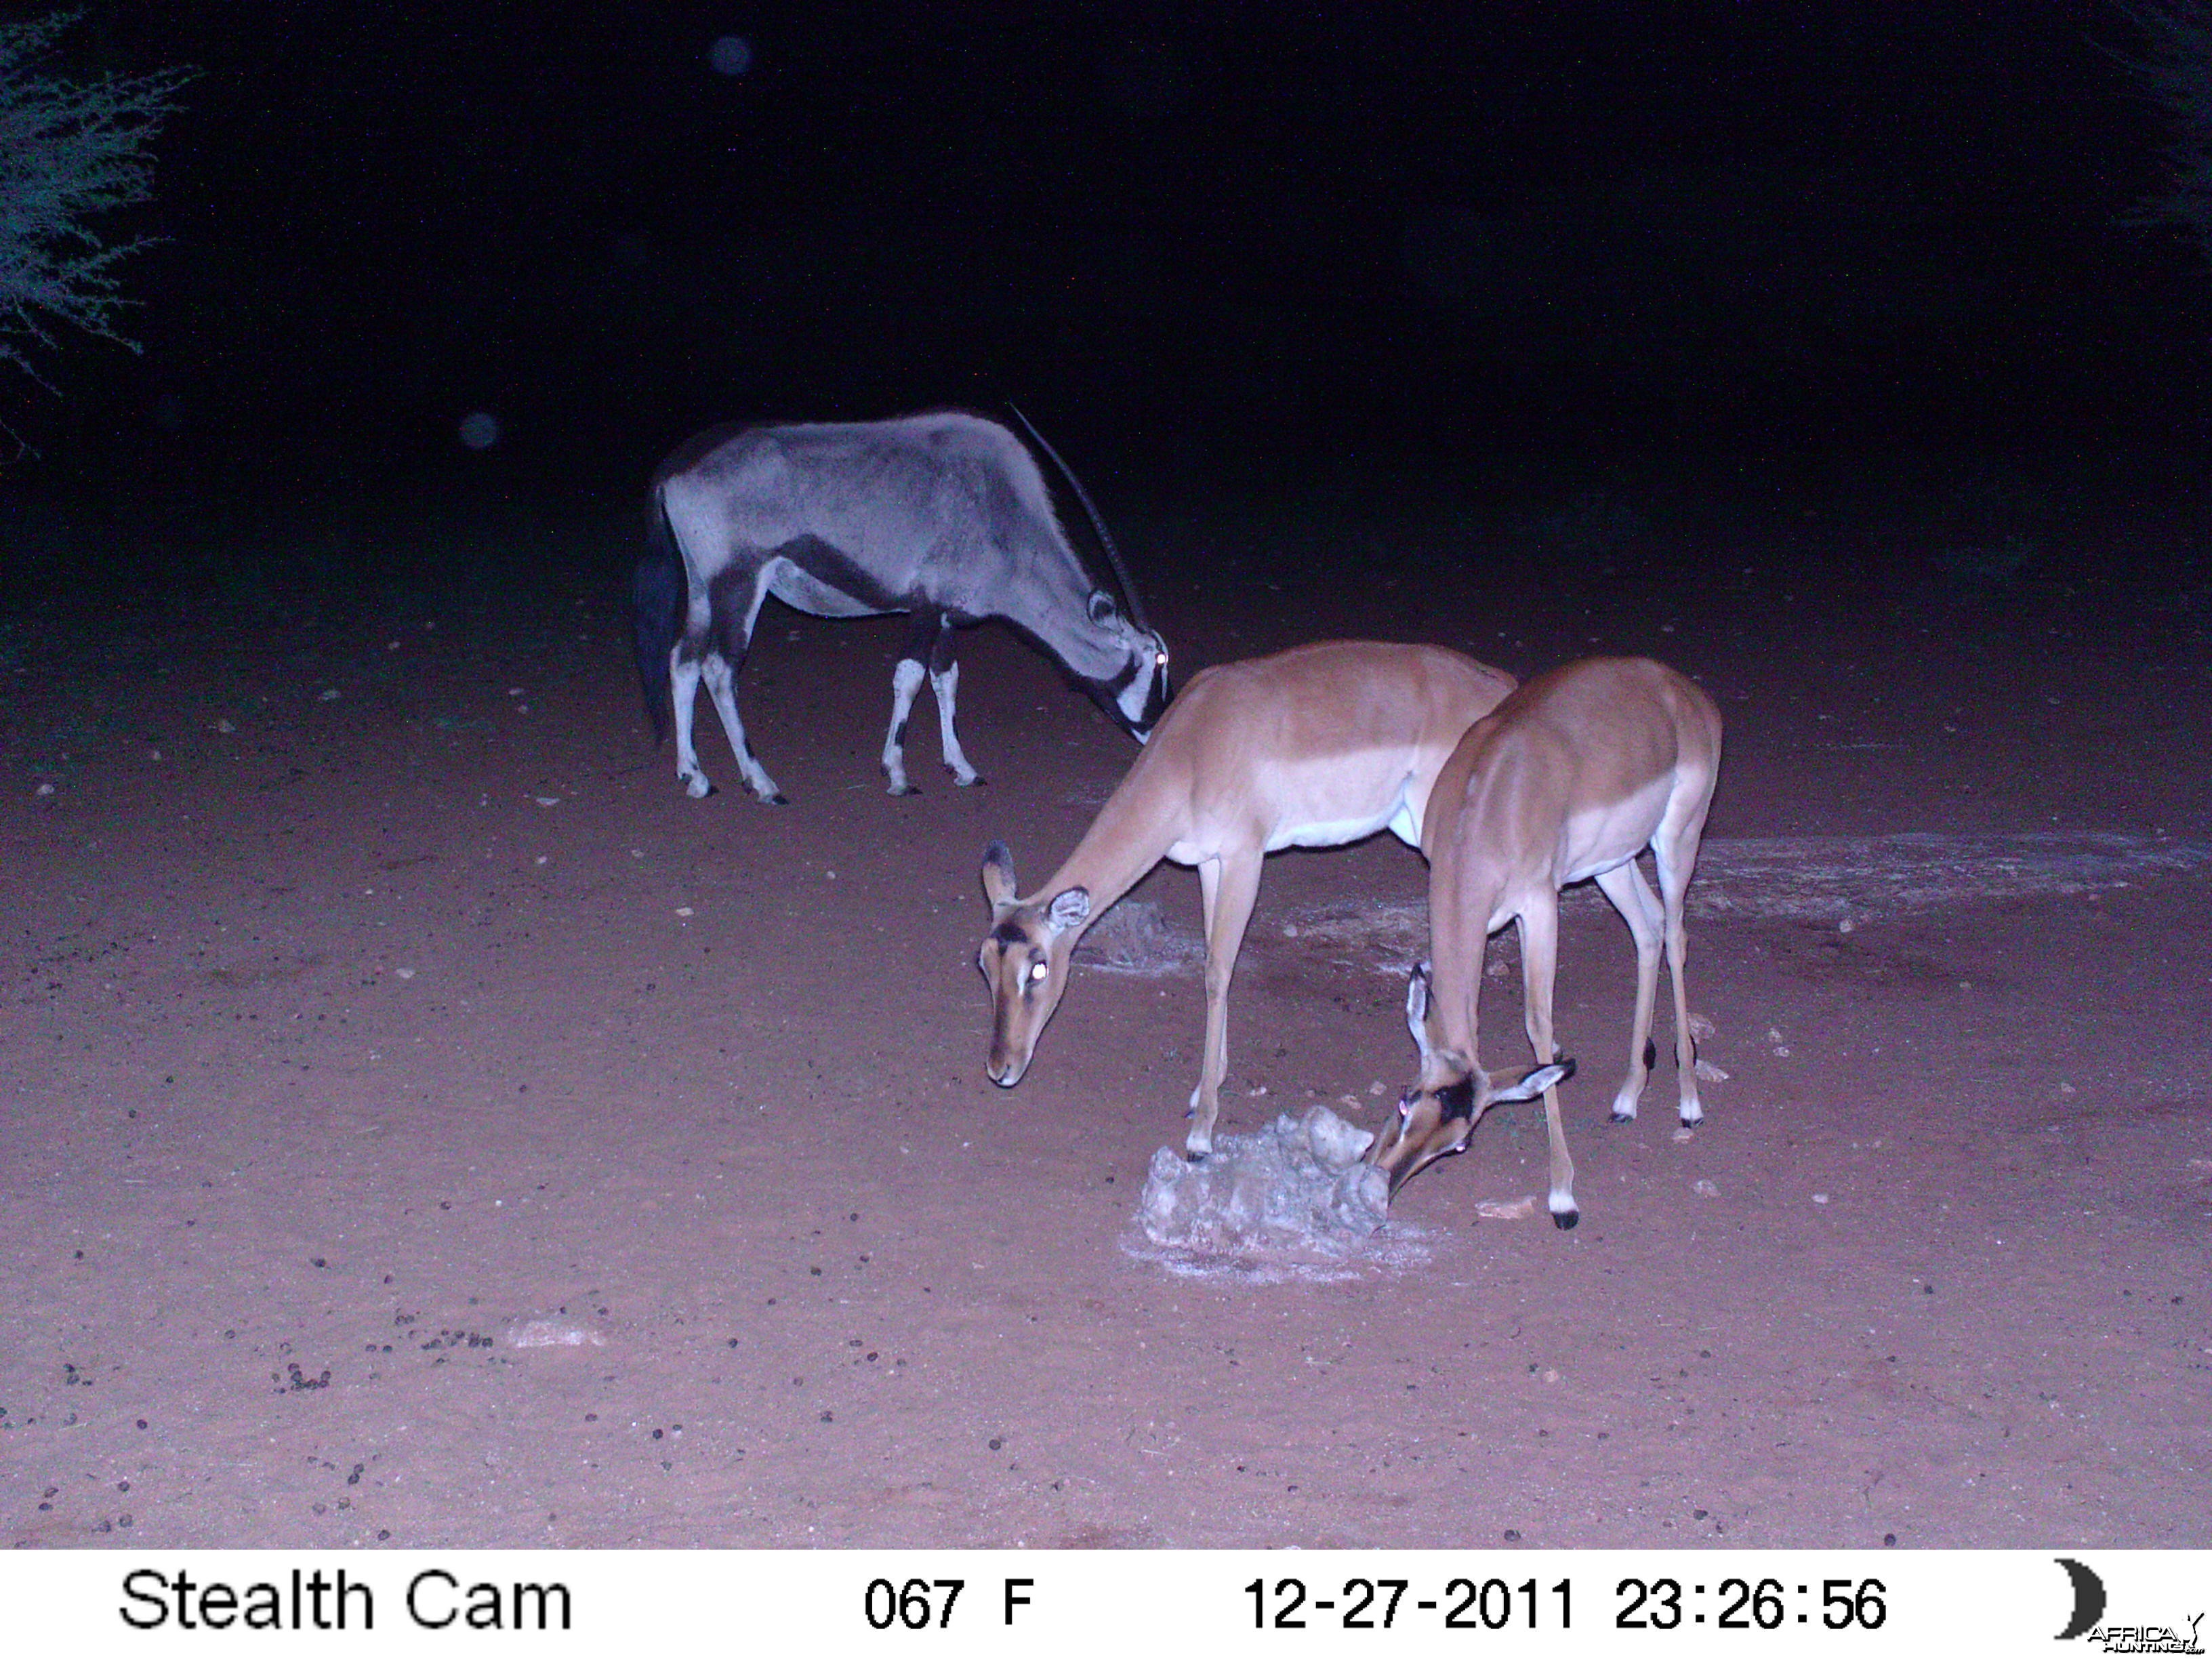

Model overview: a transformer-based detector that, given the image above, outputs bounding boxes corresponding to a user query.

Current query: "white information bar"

[9,1549,2204,1654]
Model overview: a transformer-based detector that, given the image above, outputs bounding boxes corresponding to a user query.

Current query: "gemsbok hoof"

[766,792,790,806]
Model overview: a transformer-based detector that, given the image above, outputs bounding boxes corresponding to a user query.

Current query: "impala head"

[977,840,1092,1087]
[1366,962,1576,1197]
[1084,589,1172,740]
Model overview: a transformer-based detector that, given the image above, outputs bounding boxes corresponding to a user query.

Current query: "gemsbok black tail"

[630,490,684,746]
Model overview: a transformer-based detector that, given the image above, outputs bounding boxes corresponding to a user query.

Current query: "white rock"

[508,1319,605,1348]
[1140,1105,1390,1252]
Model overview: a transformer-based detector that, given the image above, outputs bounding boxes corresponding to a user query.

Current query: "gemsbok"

[1366,655,1724,1228]
[977,640,1517,1157]
[631,410,1171,802]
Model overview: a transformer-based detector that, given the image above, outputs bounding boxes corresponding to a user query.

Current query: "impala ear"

[981,840,1019,912]
[1087,589,1118,626]
[1492,1057,1576,1104]
[1046,886,1092,933]
[1404,961,1435,1059]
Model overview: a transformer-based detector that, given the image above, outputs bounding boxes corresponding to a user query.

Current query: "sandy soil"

[3,473,2209,1549]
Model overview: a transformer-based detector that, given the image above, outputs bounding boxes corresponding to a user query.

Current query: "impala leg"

[1593,859,1664,1124]
[1516,898,1578,1229]
[1186,851,1263,1160]
[1654,832,1708,1127]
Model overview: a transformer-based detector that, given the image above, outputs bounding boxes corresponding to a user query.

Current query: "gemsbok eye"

[1155,651,1169,667]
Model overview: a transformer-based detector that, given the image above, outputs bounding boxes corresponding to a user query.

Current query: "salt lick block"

[1140,1103,1392,1250]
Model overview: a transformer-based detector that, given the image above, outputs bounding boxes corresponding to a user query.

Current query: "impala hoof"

[1610,1109,1636,1125]
[1552,1209,1580,1231]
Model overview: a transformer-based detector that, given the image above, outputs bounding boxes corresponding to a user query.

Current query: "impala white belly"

[1261,750,1432,853]
[1265,802,1408,853]
[1559,773,1673,884]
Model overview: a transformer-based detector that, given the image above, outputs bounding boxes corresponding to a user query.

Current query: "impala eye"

[1028,960,1048,983]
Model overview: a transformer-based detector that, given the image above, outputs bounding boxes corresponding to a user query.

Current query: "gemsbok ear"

[1494,1057,1577,1103]
[1046,886,1092,933]
[981,840,1019,912]
[1404,961,1435,1059]
[1086,589,1118,626]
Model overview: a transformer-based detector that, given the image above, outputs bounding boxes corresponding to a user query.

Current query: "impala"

[1368,655,1723,1227]
[978,640,1517,1157]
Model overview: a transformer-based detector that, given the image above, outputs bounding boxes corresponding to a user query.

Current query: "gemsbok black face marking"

[972,641,1520,1159]
[1363,657,1723,1230]
[631,411,1170,803]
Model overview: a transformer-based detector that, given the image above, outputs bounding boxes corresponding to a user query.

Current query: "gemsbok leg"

[682,564,785,804]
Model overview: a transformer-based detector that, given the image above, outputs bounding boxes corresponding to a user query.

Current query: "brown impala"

[978,639,1517,1158]
[1368,655,1724,1228]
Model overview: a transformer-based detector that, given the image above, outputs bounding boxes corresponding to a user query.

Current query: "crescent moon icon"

[2055,1557,2106,1641]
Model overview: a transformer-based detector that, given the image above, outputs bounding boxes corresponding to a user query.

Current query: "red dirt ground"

[3,474,2209,1549]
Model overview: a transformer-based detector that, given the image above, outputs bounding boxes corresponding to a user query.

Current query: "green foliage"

[0,9,190,400]
[2123,3,2212,268]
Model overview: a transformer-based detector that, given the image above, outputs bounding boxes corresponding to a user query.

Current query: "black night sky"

[19,1,2211,506]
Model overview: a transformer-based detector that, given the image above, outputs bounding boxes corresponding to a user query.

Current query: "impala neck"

[1031,756,1185,932]
[1421,861,1505,1066]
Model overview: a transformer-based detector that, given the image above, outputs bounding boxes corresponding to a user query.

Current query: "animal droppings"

[1137,1105,1393,1270]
